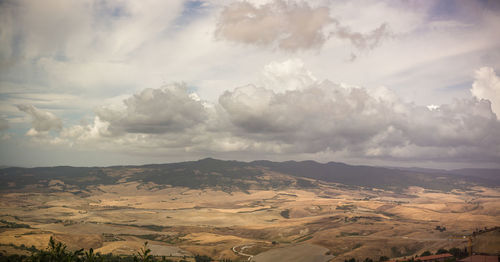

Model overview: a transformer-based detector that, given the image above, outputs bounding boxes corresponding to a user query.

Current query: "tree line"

[0,237,227,262]
[343,247,471,262]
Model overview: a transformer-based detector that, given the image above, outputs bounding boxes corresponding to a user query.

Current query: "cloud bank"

[219,78,500,161]
[22,60,499,165]
[3,1,500,167]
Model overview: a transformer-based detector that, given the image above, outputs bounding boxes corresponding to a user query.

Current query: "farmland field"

[0,159,499,261]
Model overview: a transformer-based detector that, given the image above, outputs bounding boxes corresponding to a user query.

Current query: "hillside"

[1,158,498,193]
[0,159,499,261]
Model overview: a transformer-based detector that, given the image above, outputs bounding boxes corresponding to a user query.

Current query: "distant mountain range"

[0,158,498,192]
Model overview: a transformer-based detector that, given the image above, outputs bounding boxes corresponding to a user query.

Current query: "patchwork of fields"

[0,160,499,261]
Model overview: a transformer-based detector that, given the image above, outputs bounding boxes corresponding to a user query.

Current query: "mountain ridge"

[1,158,498,192]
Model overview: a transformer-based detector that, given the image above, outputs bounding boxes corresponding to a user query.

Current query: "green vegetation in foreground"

[0,237,230,262]
[0,237,479,262]
[342,247,471,262]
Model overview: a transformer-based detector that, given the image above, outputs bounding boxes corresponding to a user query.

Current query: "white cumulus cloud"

[471,67,500,118]
[12,61,500,166]
[261,58,317,92]
[217,61,500,161]
[96,84,208,135]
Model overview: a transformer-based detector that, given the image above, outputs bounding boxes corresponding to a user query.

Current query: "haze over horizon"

[1,0,500,168]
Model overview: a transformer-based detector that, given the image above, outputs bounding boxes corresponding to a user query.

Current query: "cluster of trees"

[435,226,447,232]
[420,247,469,259]
[0,238,229,262]
[343,256,400,262]
[0,220,30,229]
[343,247,471,262]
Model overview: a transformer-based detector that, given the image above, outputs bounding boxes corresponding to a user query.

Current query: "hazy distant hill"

[449,168,500,181]
[253,160,500,190]
[0,158,498,192]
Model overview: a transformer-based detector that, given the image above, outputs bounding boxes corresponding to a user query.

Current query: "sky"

[0,0,500,168]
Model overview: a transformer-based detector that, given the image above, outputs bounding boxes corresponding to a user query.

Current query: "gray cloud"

[17,104,62,133]
[219,79,500,161]
[96,84,207,135]
[404,99,498,148]
[219,82,400,153]
[215,0,390,51]
[26,61,500,165]
[215,0,331,51]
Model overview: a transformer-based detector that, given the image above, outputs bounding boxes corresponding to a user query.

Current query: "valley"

[0,159,499,261]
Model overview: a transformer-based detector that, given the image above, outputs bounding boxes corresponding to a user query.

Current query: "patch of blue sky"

[90,0,130,33]
[428,0,459,20]
[428,0,499,24]
[95,0,129,18]
[172,0,209,28]
[435,81,474,102]
[1,122,30,136]
[186,84,199,94]
[9,33,24,60]
[438,81,473,92]
[59,111,94,126]
[477,0,500,10]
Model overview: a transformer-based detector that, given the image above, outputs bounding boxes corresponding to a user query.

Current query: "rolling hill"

[1,158,498,192]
